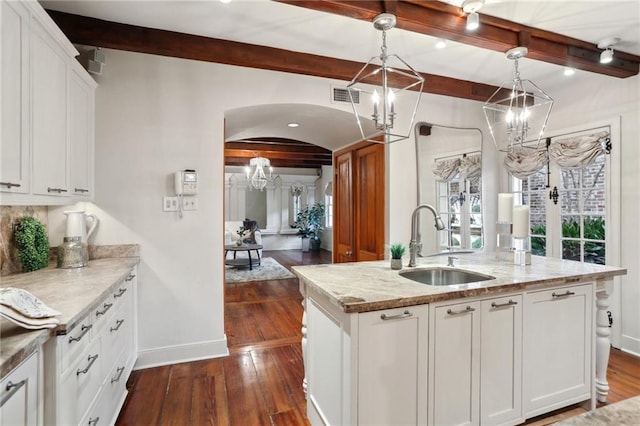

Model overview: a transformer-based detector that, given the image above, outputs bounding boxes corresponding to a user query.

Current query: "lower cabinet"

[523,284,593,417]
[358,305,428,425]
[44,267,137,425]
[303,282,594,426]
[0,351,40,426]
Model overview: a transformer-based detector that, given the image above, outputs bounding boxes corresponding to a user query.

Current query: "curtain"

[459,154,482,183]
[432,158,461,181]
[549,131,609,169]
[503,147,548,179]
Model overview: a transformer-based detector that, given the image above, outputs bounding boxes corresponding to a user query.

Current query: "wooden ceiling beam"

[276,0,640,78]
[225,149,331,161]
[225,157,329,168]
[226,141,332,155]
[45,10,507,102]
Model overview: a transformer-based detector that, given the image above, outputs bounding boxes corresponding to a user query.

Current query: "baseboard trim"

[133,336,229,370]
[620,334,640,357]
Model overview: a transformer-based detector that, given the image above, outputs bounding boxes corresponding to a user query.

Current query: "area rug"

[225,257,296,284]
[554,395,640,425]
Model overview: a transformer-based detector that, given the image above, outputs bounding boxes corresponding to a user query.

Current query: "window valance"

[548,131,609,169]
[432,157,461,182]
[459,154,482,182]
[504,130,610,178]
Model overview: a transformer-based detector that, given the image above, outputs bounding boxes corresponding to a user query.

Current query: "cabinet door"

[358,305,428,426]
[481,295,523,426]
[429,301,480,426]
[30,18,69,196]
[523,284,593,417]
[0,351,39,426]
[68,64,95,197]
[0,1,30,194]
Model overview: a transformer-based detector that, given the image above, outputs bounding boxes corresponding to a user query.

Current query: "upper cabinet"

[0,0,96,205]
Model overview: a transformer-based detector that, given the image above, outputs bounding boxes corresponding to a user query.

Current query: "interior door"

[333,141,385,263]
[355,143,385,261]
[334,150,354,262]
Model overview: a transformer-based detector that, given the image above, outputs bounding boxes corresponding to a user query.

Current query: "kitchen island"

[292,252,626,426]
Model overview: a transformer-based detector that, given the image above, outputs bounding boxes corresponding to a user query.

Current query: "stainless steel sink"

[399,268,495,286]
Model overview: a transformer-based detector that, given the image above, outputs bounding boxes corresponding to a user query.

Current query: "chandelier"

[244,157,273,191]
[482,47,553,152]
[348,13,424,144]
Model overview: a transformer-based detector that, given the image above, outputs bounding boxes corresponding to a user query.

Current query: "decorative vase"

[235,239,243,247]
[390,258,402,270]
[301,238,310,252]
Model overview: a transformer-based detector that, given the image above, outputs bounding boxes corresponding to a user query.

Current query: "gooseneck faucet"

[409,204,446,267]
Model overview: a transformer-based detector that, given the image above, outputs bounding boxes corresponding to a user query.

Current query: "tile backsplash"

[0,206,49,276]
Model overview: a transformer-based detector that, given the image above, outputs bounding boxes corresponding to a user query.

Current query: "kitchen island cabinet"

[293,253,626,426]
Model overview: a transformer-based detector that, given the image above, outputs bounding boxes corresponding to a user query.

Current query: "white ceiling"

[42,0,640,151]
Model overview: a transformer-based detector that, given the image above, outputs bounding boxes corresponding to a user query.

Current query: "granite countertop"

[1,256,139,378]
[292,252,627,313]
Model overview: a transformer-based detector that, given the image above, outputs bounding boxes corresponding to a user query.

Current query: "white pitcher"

[64,210,98,244]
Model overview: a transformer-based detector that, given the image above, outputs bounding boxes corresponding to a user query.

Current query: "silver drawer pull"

[96,302,113,317]
[88,416,100,426]
[69,324,92,343]
[110,319,125,332]
[447,306,476,315]
[491,299,518,308]
[114,288,127,298]
[77,354,99,376]
[125,274,136,282]
[74,188,89,193]
[111,366,125,384]
[0,181,21,188]
[47,187,68,193]
[1,379,27,407]
[380,310,413,320]
[552,291,576,298]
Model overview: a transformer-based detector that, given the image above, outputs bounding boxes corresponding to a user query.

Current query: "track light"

[597,37,620,65]
[462,0,484,31]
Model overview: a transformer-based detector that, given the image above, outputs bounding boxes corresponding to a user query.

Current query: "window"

[324,181,333,228]
[436,174,483,250]
[510,125,612,266]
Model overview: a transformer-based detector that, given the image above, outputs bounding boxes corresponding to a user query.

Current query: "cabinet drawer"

[102,305,132,376]
[0,351,39,426]
[103,351,129,423]
[61,316,94,373]
[59,337,103,425]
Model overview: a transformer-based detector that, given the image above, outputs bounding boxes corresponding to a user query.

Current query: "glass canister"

[57,237,88,269]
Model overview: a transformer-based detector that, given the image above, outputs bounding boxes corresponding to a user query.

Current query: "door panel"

[334,151,353,263]
[355,144,385,261]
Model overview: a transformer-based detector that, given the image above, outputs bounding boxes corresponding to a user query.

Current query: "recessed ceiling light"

[435,39,447,49]
[563,67,575,76]
[287,122,299,128]
[220,0,232,3]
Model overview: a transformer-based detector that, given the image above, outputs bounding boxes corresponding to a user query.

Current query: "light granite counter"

[292,252,627,313]
[1,256,139,378]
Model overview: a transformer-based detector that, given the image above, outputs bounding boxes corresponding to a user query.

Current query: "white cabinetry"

[428,295,523,426]
[30,14,69,197]
[358,305,428,426]
[0,0,95,205]
[523,284,593,417]
[68,61,97,198]
[0,351,40,426]
[44,267,138,425]
[0,1,30,194]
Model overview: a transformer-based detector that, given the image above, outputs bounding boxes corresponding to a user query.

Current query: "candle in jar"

[498,193,514,223]
[513,205,530,238]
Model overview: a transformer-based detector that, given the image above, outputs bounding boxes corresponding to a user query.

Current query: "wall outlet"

[163,196,179,212]
[182,197,198,211]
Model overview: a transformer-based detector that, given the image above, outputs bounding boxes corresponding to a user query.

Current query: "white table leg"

[595,287,611,403]
[301,299,308,397]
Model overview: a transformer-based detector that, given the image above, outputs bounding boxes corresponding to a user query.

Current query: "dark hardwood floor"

[116,249,639,425]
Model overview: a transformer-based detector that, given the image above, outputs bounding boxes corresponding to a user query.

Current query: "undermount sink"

[399,267,495,286]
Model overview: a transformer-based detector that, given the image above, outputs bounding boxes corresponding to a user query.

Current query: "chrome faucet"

[447,256,458,267]
[409,204,446,267]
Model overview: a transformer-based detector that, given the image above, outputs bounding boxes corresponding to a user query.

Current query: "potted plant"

[294,202,325,252]
[389,243,406,270]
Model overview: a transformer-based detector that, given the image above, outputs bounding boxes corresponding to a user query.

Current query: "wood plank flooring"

[116,249,639,425]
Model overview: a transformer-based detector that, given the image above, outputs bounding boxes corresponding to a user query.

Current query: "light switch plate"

[163,196,179,212]
[182,197,198,211]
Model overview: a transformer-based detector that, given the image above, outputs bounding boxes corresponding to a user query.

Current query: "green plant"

[389,243,406,259]
[294,202,325,240]
[14,216,50,272]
